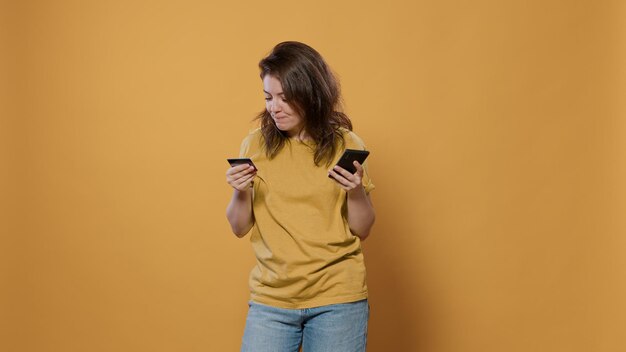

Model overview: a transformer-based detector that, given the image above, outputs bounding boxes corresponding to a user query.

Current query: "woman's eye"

[264,97,272,101]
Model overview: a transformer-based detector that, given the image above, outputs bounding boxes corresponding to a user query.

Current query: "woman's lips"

[273,117,288,123]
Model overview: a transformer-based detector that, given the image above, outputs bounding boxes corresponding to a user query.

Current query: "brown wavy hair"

[256,41,353,166]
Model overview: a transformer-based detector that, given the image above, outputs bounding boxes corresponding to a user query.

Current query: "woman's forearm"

[346,187,375,240]
[226,189,254,237]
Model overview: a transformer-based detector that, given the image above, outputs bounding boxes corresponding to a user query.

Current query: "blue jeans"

[241,299,369,352]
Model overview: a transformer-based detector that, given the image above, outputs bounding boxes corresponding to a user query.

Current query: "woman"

[226,41,376,352]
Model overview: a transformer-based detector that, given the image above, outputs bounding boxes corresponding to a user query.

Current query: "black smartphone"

[329,149,370,178]
[227,158,257,171]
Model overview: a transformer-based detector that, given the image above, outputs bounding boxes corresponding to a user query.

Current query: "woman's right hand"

[226,164,257,191]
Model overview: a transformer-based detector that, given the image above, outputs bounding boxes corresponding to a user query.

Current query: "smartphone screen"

[227,158,257,171]
[329,149,369,177]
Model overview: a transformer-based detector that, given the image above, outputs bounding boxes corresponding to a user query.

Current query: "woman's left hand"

[328,161,365,193]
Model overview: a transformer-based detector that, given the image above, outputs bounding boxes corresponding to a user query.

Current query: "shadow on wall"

[363,156,439,352]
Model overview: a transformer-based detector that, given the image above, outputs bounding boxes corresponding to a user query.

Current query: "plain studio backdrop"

[1,0,624,351]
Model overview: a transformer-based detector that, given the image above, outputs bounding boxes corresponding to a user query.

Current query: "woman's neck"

[288,128,311,142]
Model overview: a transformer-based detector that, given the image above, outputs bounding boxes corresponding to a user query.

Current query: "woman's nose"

[269,99,281,113]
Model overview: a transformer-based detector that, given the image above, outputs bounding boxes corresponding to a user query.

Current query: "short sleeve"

[239,127,263,158]
[344,130,375,194]
[239,134,252,158]
[361,160,375,194]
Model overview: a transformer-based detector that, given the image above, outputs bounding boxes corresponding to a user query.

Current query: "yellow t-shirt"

[238,127,375,309]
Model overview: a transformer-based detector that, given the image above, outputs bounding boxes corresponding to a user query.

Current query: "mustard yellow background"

[2,0,625,351]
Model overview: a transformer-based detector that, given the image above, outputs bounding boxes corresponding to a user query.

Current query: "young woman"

[226,41,376,352]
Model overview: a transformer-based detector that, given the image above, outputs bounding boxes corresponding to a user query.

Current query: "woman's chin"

[275,124,293,133]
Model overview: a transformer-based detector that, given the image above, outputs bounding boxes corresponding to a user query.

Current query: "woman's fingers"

[226,165,254,181]
[353,161,364,177]
[329,168,360,190]
[227,164,256,189]
[332,165,352,179]
[227,164,254,177]
[237,175,255,190]
[232,172,255,190]
[332,165,361,183]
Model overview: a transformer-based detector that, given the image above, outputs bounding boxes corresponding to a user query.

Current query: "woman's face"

[263,75,305,137]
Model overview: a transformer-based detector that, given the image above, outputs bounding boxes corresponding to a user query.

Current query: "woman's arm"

[328,161,376,240]
[346,187,376,240]
[226,164,256,237]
